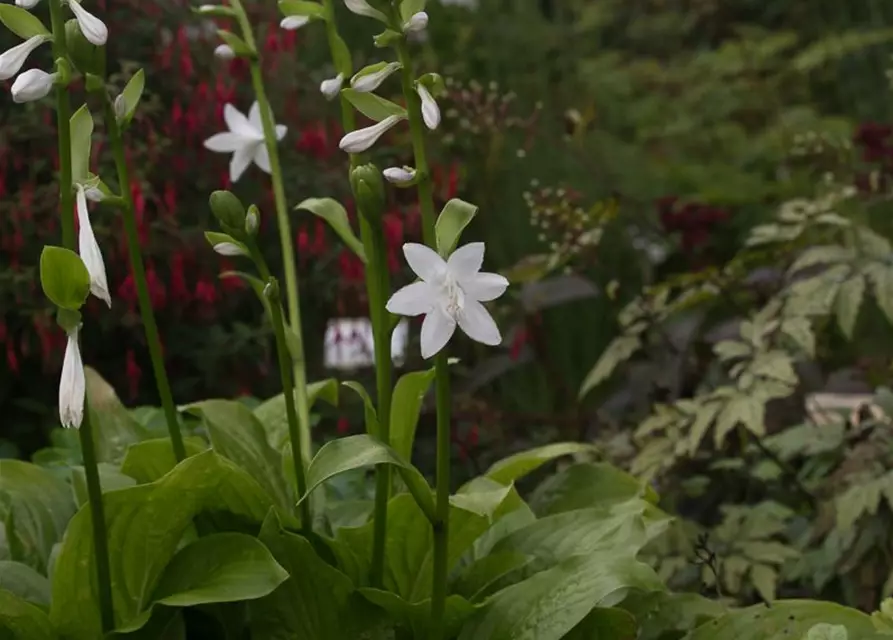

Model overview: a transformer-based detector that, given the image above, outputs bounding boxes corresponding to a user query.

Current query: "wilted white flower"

[280,15,310,30]
[339,114,404,153]
[417,84,440,130]
[203,102,287,182]
[383,166,416,185]
[214,44,235,60]
[76,185,111,307]
[213,241,247,256]
[351,62,401,93]
[403,11,428,33]
[68,0,108,46]
[320,73,344,100]
[11,68,57,103]
[386,242,508,358]
[59,327,85,429]
[0,35,50,81]
[343,0,386,21]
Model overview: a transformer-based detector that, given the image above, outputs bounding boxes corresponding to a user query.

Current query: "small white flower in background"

[213,241,247,256]
[214,44,235,60]
[351,62,401,93]
[0,35,50,81]
[76,185,111,307]
[319,73,344,100]
[417,84,440,130]
[203,102,287,182]
[403,11,428,33]
[68,0,108,46]
[59,326,85,429]
[387,242,509,359]
[280,15,310,30]
[344,0,386,20]
[15,0,40,9]
[339,114,405,153]
[383,166,416,185]
[11,68,57,103]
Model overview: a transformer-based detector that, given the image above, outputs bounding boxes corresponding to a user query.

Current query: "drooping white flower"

[84,186,105,202]
[68,0,108,46]
[11,68,57,103]
[76,185,111,307]
[339,114,404,154]
[0,35,50,81]
[203,102,287,182]
[59,327,85,429]
[214,44,235,60]
[351,62,401,93]
[15,0,41,9]
[387,242,508,358]
[320,73,344,100]
[344,0,386,21]
[213,241,247,256]
[280,15,310,30]
[417,84,440,130]
[383,166,416,185]
[403,11,428,33]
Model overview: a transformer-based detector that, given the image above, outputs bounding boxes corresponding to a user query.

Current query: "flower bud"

[417,83,440,130]
[213,242,248,257]
[280,15,309,30]
[114,93,127,120]
[350,163,386,222]
[16,0,41,8]
[245,205,259,235]
[339,115,405,153]
[11,68,57,103]
[209,190,247,233]
[320,73,344,101]
[403,11,428,33]
[351,61,401,93]
[68,0,108,46]
[0,35,49,81]
[383,166,417,186]
[214,44,235,60]
[263,278,280,301]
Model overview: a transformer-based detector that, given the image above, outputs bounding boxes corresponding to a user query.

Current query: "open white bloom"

[204,102,287,182]
[15,0,40,9]
[339,114,404,153]
[403,11,428,33]
[68,0,108,46]
[0,35,50,81]
[417,84,440,130]
[280,15,310,30]
[351,62,400,93]
[320,73,344,100]
[214,44,235,60]
[59,327,85,429]
[76,185,111,307]
[213,241,247,256]
[383,166,416,184]
[387,242,508,359]
[11,68,56,103]
[344,0,386,21]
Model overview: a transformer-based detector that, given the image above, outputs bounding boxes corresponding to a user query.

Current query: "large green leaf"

[359,588,477,638]
[120,437,208,484]
[485,443,598,486]
[452,551,533,602]
[683,600,876,640]
[0,589,55,640]
[458,553,662,640]
[0,561,50,608]
[71,463,137,505]
[621,592,725,640]
[390,367,435,462]
[342,382,380,438]
[253,379,339,449]
[0,459,76,573]
[185,400,292,510]
[85,367,151,463]
[529,463,658,516]
[50,451,277,639]
[564,607,639,639]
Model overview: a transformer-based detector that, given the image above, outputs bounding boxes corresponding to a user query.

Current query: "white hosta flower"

[387,242,508,359]
[15,0,40,9]
[76,185,111,307]
[344,0,386,21]
[203,102,287,182]
[0,35,50,81]
[403,11,428,33]
[280,15,310,30]
[339,114,404,153]
[320,73,344,100]
[214,44,235,60]
[351,62,401,93]
[417,84,440,130]
[383,166,416,185]
[59,327,85,429]
[213,241,247,256]
[11,68,56,103]
[68,0,108,46]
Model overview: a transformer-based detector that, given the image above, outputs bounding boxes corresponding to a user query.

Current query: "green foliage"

[295,198,367,262]
[38,247,91,312]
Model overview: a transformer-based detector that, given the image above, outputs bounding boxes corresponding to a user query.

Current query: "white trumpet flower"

[213,242,247,256]
[339,114,404,153]
[383,166,416,185]
[387,242,508,359]
[59,326,85,428]
[344,0,386,21]
[403,11,428,33]
[204,102,287,182]
[68,0,108,46]
[11,68,56,103]
[280,15,310,30]
[417,84,440,130]
[214,44,235,60]
[0,35,50,81]
[351,62,401,93]
[320,73,344,100]
[76,185,111,307]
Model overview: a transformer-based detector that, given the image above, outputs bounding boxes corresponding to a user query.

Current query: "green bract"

[39,246,91,311]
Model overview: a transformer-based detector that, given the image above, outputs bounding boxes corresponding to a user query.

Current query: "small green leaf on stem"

[342,382,380,438]
[70,105,93,186]
[342,88,407,122]
[278,0,326,19]
[116,69,145,127]
[217,30,254,57]
[331,32,353,77]
[435,198,478,256]
[40,247,91,311]
[399,0,426,23]
[0,4,50,38]
[295,198,367,262]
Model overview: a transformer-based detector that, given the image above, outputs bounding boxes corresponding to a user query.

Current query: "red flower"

[337,417,350,434]
[6,341,17,373]
[194,279,218,306]
[170,252,191,304]
[145,265,168,310]
[126,349,141,400]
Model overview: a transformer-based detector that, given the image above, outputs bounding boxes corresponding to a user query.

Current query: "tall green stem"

[48,0,114,630]
[104,101,186,462]
[394,34,452,640]
[230,0,313,467]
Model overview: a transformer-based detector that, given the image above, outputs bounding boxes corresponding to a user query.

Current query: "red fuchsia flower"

[6,341,17,374]
[296,122,331,161]
[176,26,194,78]
[126,349,141,400]
[194,278,218,306]
[219,259,245,292]
[117,274,139,311]
[509,326,528,361]
[311,218,328,256]
[337,249,365,284]
[169,252,191,305]
[145,265,168,311]
[337,417,350,434]
[163,180,177,217]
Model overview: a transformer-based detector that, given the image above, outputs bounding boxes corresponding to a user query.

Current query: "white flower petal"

[320,73,344,100]
[386,281,436,316]
[224,103,260,139]
[204,132,250,153]
[463,272,508,302]
[383,166,416,184]
[69,0,108,46]
[0,35,49,81]
[420,307,456,359]
[351,62,401,93]
[214,44,235,60]
[280,15,310,30]
[275,124,287,140]
[214,242,247,256]
[403,243,447,283]
[417,84,440,130]
[59,329,85,429]
[76,187,111,307]
[248,101,262,131]
[11,68,56,103]
[344,0,386,20]
[446,242,484,280]
[457,298,501,346]
[403,11,428,33]
[338,114,404,153]
[253,143,271,174]
[229,143,256,182]
[16,0,42,8]
[84,186,105,202]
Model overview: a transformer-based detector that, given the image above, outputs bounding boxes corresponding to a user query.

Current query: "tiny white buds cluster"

[403,11,428,33]
[417,84,440,130]
[383,166,416,185]
[11,68,57,103]
[0,35,50,81]
[280,15,310,30]
[339,114,405,153]
[68,0,108,46]
[320,73,344,100]
[214,44,236,60]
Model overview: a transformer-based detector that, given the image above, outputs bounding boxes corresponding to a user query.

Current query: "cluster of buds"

[523,181,606,261]
[656,196,729,253]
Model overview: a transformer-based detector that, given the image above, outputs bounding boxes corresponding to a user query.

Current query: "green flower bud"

[350,163,386,222]
[209,190,246,234]
[245,205,260,236]
[263,278,280,302]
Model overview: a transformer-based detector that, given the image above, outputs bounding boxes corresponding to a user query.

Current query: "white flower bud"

[343,0,386,21]
[214,44,235,60]
[68,0,108,46]
[11,68,57,103]
[76,186,111,307]
[339,115,405,154]
[403,11,428,33]
[245,209,259,235]
[113,93,127,120]
[320,73,344,101]
[417,84,440,130]
[280,15,310,30]
[351,62,401,93]
[213,242,248,256]
[84,186,105,202]
[59,327,85,429]
[383,166,417,185]
[0,35,50,81]
[15,0,41,9]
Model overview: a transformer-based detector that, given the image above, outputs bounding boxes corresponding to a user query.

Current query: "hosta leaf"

[622,592,726,640]
[85,367,150,463]
[359,588,476,638]
[485,442,597,486]
[0,561,50,608]
[580,335,641,398]
[0,590,55,640]
[120,437,208,484]
[564,607,638,639]
[390,367,435,462]
[253,379,339,449]
[342,382,379,438]
[835,275,865,340]
[528,463,657,517]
